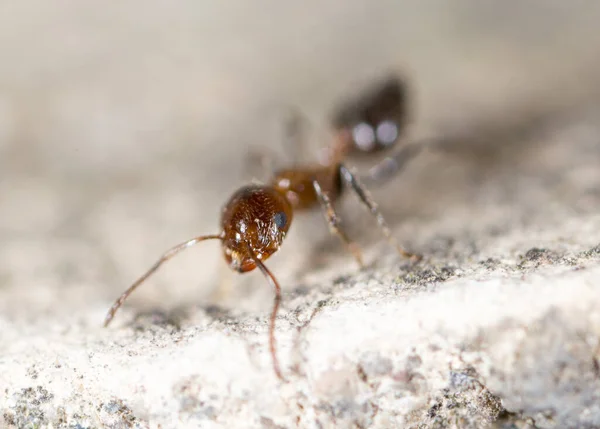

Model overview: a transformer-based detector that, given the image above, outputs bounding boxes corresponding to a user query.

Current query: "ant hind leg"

[338,164,421,262]
[362,141,424,186]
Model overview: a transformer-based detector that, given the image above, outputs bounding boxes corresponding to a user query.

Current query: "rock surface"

[2,1,600,428]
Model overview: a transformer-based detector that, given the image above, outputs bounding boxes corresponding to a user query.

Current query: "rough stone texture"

[2,1,600,428]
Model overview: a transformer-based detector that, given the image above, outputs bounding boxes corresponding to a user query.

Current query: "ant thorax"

[272,166,343,210]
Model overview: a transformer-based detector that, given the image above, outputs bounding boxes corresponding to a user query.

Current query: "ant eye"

[274,211,287,229]
[376,120,398,147]
[352,122,376,151]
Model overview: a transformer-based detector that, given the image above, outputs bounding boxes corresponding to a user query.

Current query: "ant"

[103,75,423,381]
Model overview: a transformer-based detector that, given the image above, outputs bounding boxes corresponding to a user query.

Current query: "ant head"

[332,75,407,154]
[220,185,293,272]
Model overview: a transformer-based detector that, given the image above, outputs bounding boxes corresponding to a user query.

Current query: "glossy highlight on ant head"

[332,75,408,153]
[221,185,293,272]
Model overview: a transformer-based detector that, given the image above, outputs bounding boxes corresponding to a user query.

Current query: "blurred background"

[1,0,600,321]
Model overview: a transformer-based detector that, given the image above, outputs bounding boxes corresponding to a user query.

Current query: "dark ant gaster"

[103,75,422,381]
[320,75,408,165]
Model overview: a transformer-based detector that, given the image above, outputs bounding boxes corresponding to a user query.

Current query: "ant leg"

[244,147,278,183]
[339,164,421,262]
[281,107,313,166]
[362,138,445,186]
[313,179,364,267]
[103,234,223,327]
[251,253,285,381]
[362,142,423,185]
[244,108,308,182]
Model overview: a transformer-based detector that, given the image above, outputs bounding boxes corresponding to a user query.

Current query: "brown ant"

[103,75,422,381]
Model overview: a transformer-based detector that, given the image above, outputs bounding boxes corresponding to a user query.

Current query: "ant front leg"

[312,179,364,268]
[338,164,422,262]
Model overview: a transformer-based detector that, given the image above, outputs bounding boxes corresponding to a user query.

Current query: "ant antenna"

[103,234,223,327]
[249,248,285,381]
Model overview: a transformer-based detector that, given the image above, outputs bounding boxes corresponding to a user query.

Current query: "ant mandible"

[103,75,422,381]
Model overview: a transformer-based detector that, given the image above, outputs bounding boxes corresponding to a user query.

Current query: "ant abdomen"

[221,185,293,273]
[332,75,408,154]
